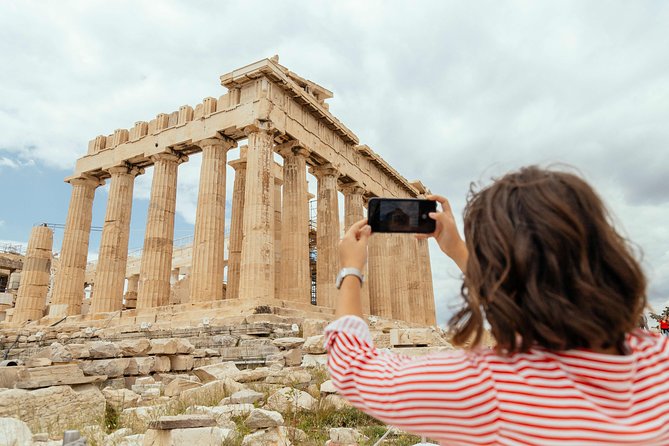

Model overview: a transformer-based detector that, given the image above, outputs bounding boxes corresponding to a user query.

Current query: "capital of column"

[242,120,282,138]
[309,163,340,180]
[67,174,104,188]
[276,141,310,159]
[107,163,144,178]
[340,182,366,197]
[150,151,188,165]
[195,135,237,151]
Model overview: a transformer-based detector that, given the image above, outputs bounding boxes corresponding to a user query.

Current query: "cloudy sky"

[1,1,667,325]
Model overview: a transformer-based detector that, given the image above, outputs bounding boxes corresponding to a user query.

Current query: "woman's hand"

[417,194,469,273]
[339,218,372,270]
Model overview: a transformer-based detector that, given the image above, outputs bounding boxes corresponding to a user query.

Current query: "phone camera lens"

[421,214,427,219]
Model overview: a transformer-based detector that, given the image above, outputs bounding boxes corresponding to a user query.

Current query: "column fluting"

[91,164,141,313]
[50,175,102,316]
[278,145,311,303]
[13,225,53,323]
[238,126,276,300]
[136,151,186,309]
[227,149,247,299]
[189,138,235,303]
[311,164,340,308]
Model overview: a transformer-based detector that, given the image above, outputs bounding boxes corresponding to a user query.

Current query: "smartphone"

[368,198,437,233]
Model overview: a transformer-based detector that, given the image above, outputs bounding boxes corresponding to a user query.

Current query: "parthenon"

[7,56,435,327]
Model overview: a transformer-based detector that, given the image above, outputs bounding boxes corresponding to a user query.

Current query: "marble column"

[125,274,139,309]
[417,238,436,325]
[311,164,340,308]
[189,138,235,303]
[368,233,393,318]
[13,225,53,323]
[389,234,412,321]
[137,151,186,309]
[341,184,370,314]
[227,148,247,299]
[274,174,283,297]
[404,237,425,324]
[91,165,141,313]
[50,174,102,316]
[238,125,275,300]
[278,145,311,303]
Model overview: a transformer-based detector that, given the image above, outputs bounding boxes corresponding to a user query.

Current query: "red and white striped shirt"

[325,316,669,445]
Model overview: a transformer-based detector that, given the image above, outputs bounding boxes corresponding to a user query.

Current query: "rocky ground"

[0,315,454,445]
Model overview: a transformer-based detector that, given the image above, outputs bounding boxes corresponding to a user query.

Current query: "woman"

[325,166,669,445]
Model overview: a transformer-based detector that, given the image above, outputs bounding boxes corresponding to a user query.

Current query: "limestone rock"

[164,378,201,397]
[24,357,52,368]
[0,417,33,446]
[390,328,431,347]
[330,427,368,444]
[244,409,284,429]
[179,379,244,406]
[320,394,351,410]
[46,342,72,362]
[117,434,144,446]
[168,355,194,371]
[16,364,105,389]
[118,339,151,356]
[148,414,216,430]
[282,349,303,367]
[152,356,171,373]
[0,385,104,435]
[186,405,251,424]
[67,344,90,360]
[224,389,264,405]
[103,388,141,411]
[143,426,234,445]
[320,380,336,394]
[234,367,270,383]
[148,339,178,355]
[212,335,238,347]
[89,341,122,358]
[302,354,327,368]
[125,357,155,375]
[302,319,328,338]
[241,426,306,446]
[266,387,317,412]
[266,368,311,385]
[271,337,305,349]
[80,358,130,378]
[302,335,326,354]
[192,362,240,383]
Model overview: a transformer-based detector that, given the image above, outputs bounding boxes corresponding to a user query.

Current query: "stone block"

[102,388,141,411]
[169,355,194,371]
[234,368,269,383]
[302,335,326,354]
[244,408,284,429]
[67,344,90,359]
[223,389,264,405]
[88,341,121,358]
[125,357,156,375]
[118,338,152,356]
[80,358,130,378]
[320,380,336,394]
[25,357,52,368]
[148,414,216,430]
[0,417,33,445]
[143,426,234,445]
[330,427,368,445]
[164,378,202,397]
[16,364,106,389]
[266,387,317,412]
[149,339,178,355]
[193,362,240,383]
[265,368,311,385]
[390,328,432,347]
[282,349,303,367]
[271,337,305,349]
[152,356,171,372]
[212,335,238,347]
[302,319,328,338]
[179,379,243,406]
[301,354,328,368]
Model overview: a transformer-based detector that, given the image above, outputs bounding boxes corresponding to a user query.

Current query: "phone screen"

[368,198,437,233]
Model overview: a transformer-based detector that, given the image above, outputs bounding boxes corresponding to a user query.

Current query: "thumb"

[358,225,372,242]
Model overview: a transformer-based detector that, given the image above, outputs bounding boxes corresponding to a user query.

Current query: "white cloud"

[1,0,668,324]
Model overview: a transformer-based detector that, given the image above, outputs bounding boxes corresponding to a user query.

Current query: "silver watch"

[335,267,364,289]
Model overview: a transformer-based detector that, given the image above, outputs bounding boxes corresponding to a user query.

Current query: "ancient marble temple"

[12,57,436,326]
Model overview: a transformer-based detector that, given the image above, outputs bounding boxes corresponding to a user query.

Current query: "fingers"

[426,194,452,213]
[344,218,368,239]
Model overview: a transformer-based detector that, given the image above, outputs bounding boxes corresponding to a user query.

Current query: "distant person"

[326,166,669,444]
[661,317,669,336]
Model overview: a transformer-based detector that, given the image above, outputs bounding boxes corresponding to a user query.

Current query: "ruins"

[2,56,435,328]
[0,57,444,445]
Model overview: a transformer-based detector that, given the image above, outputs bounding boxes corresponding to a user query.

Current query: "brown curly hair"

[449,166,647,354]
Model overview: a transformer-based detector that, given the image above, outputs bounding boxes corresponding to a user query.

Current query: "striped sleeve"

[324,316,500,443]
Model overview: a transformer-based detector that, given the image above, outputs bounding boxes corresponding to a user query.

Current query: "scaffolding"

[309,199,318,305]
